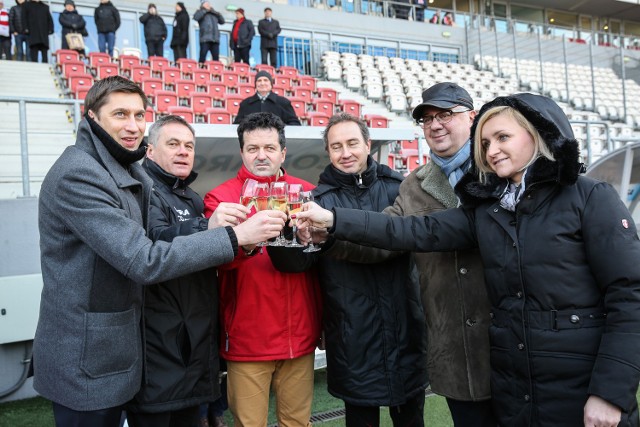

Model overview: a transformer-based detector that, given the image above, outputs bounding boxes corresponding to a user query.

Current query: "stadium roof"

[513,0,640,22]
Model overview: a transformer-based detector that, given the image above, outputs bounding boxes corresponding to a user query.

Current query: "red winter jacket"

[204,165,322,362]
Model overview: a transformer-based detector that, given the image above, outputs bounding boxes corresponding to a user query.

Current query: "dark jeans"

[127,406,199,427]
[198,41,219,63]
[233,46,250,64]
[344,392,425,427]
[146,40,164,57]
[29,43,48,63]
[52,401,124,427]
[446,398,496,427]
[173,45,187,61]
[261,47,277,68]
[14,33,29,60]
[0,36,11,60]
[98,31,116,56]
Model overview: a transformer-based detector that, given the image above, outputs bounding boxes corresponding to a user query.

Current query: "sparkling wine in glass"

[240,179,259,212]
[249,181,270,247]
[287,184,304,247]
[301,191,321,253]
[268,181,288,246]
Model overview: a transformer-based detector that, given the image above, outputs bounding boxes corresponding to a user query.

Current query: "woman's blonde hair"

[473,105,555,183]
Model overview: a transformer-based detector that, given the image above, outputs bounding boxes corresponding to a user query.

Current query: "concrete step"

[0,62,60,99]
[1,132,74,155]
[0,102,75,132]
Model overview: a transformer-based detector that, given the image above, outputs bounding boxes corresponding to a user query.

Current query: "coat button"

[517,343,525,350]
[524,394,530,402]
[459,268,468,275]
[512,242,516,247]
[570,315,580,324]
[516,291,523,298]
[465,318,476,326]
[494,208,499,212]
[489,312,495,319]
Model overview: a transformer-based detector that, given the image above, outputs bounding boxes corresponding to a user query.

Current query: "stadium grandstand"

[2,0,640,410]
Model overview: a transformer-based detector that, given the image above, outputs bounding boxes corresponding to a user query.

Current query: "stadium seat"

[312,99,334,116]
[343,72,362,90]
[207,82,227,100]
[145,106,156,122]
[401,139,419,150]
[149,56,170,74]
[130,65,152,83]
[204,60,225,76]
[289,97,308,120]
[175,79,196,99]
[230,62,251,77]
[88,52,112,69]
[273,76,292,92]
[191,92,213,115]
[221,71,240,87]
[272,87,284,96]
[75,85,91,101]
[194,69,212,88]
[278,66,299,79]
[324,64,342,81]
[176,58,198,78]
[60,60,87,78]
[155,90,179,114]
[205,107,232,124]
[97,63,119,80]
[401,149,428,173]
[338,100,361,117]
[162,67,182,86]
[365,82,383,101]
[307,112,330,126]
[386,94,407,113]
[255,64,275,76]
[237,83,254,97]
[225,94,245,116]
[296,75,317,92]
[119,55,141,73]
[294,88,312,103]
[167,106,195,123]
[141,77,164,98]
[66,72,94,94]
[365,114,389,128]
[316,87,337,103]
[54,49,80,64]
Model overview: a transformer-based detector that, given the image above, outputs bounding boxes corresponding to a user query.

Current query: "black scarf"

[85,113,147,165]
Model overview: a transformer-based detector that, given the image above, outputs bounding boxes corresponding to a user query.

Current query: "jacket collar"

[143,157,198,190]
[235,163,287,185]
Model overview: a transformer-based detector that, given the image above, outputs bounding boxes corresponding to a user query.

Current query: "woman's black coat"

[170,9,189,48]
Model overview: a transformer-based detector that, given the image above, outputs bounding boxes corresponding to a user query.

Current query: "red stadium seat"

[54,49,80,65]
[97,63,119,79]
[401,149,428,173]
[167,106,195,123]
[237,83,254,97]
[130,65,152,83]
[207,82,227,100]
[155,90,179,114]
[162,66,181,85]
[145,106,156,122]
[176,58,198,78]
[401,139,419,150]
[75,85,91,101]
[175,79,196,99]
[272,87,284,96]
[338,99,361,117]
[67,72,94,94]
[191,91,213,115]
[119,55,141,72]
[204,60,225,76]
[205,107,232,124]
[194,69,212,88]
[88,52,112,69]
[278,66,299,79]
[316,87,337,103]
[254,64,275,76]
[221,71,240,87]
[273,76,292,92]
[230,62,251,77]
[225,94,245,116]
[294,88,312,103]
[312,99,334,116]
[61,60,87,77]
[307,112,330,126]
[149,56,170,74]
[141,77,164,97]
[296,75,316,92]
[365,114,389,128]
[289,97,308,120]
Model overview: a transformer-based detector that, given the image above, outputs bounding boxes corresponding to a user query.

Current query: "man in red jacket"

[204,112,322,427]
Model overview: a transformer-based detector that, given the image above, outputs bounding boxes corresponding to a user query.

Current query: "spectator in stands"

[24,0,53,63]
[9,0,29,61]
[127,115,233,427]
[234,70,301,125]
[296,93,640,427]
[139,3,166,58]
[229,8,253,64]
[170,2,188,61]
[0,1,10,60]
[393,0,411,20]
[258,7,280,68]
[33,76,284,427]
[269,113,428,427]
[442,11,454,26]
[59,0,87,55]
[193,0,224,64]
[94,0,120,56]
[428,9,441,24]
[203,112,322,427]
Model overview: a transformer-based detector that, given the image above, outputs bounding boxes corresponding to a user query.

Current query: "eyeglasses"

[417,109,470,128]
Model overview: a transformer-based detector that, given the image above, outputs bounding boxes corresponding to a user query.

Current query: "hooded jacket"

[193,6,224,43]
[330,94,640,426]
[203,164,322,363]
[94,0,120,33]
[311,158,427,406]
[127,159,221,413]
[140,10,166,43]
[170,3,189,48]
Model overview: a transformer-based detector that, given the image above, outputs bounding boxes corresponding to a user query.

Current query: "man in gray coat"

[193,0,224,63]
[33,76,286,427]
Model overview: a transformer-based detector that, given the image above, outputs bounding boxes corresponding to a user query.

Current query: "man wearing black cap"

[257,7,280,68]
[229,8,253,64]
[233,70,301,125]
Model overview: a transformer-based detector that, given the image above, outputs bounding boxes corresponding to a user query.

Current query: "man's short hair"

[264,7,272,11]
[237,112,286,150]
[321,113,370,150]
[148,115,195,146]
[84,76,149,118]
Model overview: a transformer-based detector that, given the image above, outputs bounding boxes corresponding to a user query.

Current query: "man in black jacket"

[23,0,53,63]
[94,0,119,56]
[59,0,87,53]
[139,3,166,57]
[9,0,29,60]
[234,70,300,125]
[127,115,248,427]
[229,8,253,64]
[257,7,280,68]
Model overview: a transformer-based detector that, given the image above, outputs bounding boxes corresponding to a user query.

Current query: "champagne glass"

[301,191,321,253]
[251,181,270,246]
[286,184,304,247]
[240,179,259,213]
[268,181,288,246]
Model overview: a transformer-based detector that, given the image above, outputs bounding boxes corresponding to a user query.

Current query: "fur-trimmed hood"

[456,93,585,208]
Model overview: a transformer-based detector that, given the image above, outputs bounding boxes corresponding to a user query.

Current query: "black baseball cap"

[411,82,474,121]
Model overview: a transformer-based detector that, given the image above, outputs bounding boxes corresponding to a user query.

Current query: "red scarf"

[232,17,244,43]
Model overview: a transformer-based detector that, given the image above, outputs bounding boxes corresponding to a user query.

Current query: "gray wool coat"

[33,119,236,411]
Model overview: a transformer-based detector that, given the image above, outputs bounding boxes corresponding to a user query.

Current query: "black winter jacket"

[128,159,221,413]
[330,94,640,426]
[193,7,224,43]
[258,17,280,49]
[24,0,53,47]
[233,92,301,126]
[59,10,87,38]
[9,2,27,35]
[170,9,189,48]
[271,158,428,406]
[230,18,254,49]
[94,1,120,33]
[140,12,166,43]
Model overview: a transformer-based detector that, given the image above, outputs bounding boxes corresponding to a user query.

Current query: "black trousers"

[344,392,425,427]
[29,44,48,63]
[198,41,219,63]
[52,401,124,427]
[261,47,277,68]
[0,36,11,60]
[446,398,496,427]
[127,406,200,427]
[233,46,250,64]
[146,40,164,57]
[173,45,187,61]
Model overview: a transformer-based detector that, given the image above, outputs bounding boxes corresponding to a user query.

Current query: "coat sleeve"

[258,19,267,37]
[48,163,236,285]
[47,9,53,35]
[9,7,16,33]
[113,6,120,30]
[215,11,224,24]
[280,98,301,126]
[581,182,640,411]
[274,19,281,37]
[193,8,204,22]
[139,13,149,24]
[332,205,477,252]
